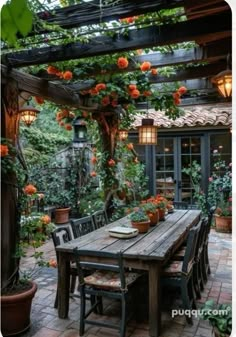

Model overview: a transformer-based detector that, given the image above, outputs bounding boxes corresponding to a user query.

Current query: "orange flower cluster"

[108,159,116,167]
[41,215,51,225]
[173,86,187,105]
[151,68,158,75]
[0,144,9,157]
[90,171,97,177]
[126,143,134,150]
[48,259,57,268]
[56,109,75,131]
[140,61,151,71]
[119,16,139,24]
[24,184,37,195]
[47,66,73,80]
[34,96,44,104]
[146,195,169,208]
[117,57,129,69]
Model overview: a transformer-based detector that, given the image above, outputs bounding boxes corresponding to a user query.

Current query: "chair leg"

[201,248,208,283]
[80,287,86,336]
[70,275,76,293]
[189,276,197,310]
[97,296,103,315]
[181,279,193,325]
[120,293,126,337]
[54,288,58,308]
[193,263,201,299]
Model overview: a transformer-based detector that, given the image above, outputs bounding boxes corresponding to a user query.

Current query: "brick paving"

[19,229,232,337]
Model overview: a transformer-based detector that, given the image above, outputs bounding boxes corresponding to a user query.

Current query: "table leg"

[58,252,70,318]
[149,263,161,337]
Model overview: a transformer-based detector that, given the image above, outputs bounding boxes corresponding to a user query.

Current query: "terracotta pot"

[158,208,166,221]
[131,220,150,233]
[146,210,159,226]
[215,215,232,233]
[55,207,70,224]
[1,281,37,336]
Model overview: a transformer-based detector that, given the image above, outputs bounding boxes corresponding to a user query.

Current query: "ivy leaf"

[1,0,33,45]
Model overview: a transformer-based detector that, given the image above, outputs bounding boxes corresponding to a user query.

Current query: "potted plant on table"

[200,300,232,337]
[129,208,150,233]
[1,184,56,336]
[140,202,159,225]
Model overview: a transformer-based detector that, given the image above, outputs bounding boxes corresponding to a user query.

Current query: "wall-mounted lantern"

[137,118,158,145]
[72,116,87,144]
[19,105,40,127]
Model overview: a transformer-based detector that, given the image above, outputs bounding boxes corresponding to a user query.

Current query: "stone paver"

[19,229,231,337]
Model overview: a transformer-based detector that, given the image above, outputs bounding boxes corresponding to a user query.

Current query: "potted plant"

[200,300,232,337]
[1,183,56,336]
[140,202,159,225]
[214,197,232,233]
[129,208,150,233]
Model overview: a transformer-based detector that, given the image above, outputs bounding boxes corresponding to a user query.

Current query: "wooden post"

[1,80,23,289]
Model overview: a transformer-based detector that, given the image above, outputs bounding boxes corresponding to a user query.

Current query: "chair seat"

[163,260,194,277]
[84,270,140,290]
[173,245,203,260]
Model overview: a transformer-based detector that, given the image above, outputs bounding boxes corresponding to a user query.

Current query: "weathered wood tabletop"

[56,209,201,337]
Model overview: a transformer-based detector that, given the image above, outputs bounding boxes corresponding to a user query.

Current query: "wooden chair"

[70,216,95,238]
[173,201,188,209]
[73,249,141,337]
[161,221,201,324]
[92,209,109,229]
[202,206,216,280]
[51,226,77,308]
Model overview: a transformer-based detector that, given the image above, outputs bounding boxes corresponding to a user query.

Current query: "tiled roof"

[132,104,232,129]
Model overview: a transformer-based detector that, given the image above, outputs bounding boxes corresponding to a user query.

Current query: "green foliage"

[200,300,232,336]
[129,208,149,222]
[1,0,33,45]
[140,202,156,213]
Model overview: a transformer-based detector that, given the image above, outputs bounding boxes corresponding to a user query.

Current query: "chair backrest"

[207,206,216,234]
[70,216,95,238]
[73,249,126,290]
[182,221,201,273]
[194,217,208,258]
[173,201,188,209]
[92,210,109,229]
[188,204,200,210]
[51,226,73,249]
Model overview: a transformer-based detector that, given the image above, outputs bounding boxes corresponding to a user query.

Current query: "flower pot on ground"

[129,208,150,233]
[200,300,232,337]
[1,281,37,336]
[214,215,232,233]
[55,207,71,224]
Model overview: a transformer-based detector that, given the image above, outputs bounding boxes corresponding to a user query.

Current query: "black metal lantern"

[211,69,232,98]
[19,105,40,127]
[72,116,87,143]
[137,118,158,145]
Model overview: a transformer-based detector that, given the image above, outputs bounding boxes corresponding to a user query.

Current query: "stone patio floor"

[19,229,232,337]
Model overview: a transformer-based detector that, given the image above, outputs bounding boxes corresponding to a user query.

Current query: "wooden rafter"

[2,11,231,68]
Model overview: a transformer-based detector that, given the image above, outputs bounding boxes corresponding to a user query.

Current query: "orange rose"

[63,71,73,80]
[95,83,106,91]
[173,92,180,100]
[178,86,187,95]
[143,90,152,97]
[47,66,58,74]
[130,89,140,99]
[90,171,97,177]
[129,84,137,91]
[89,88,99,96]
[91,156,97,164]
[140,61,151,71]
[41,215,51,225]
[151,68,158,75]
[24,184,37,195]
[56,71,64,78]
[117,57,129,69]
[101,96,110,106]
[34,96,44,104]
[0,144,9,157]
[65,124,72,131]
[49,259,57,268]
[108,159,116,167]
[126,143,134,150]
[174,97,181,105]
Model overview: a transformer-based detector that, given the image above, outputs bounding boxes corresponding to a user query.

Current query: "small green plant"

[200,300,232,337]
[129,208,149,222]
[140,202,156,213]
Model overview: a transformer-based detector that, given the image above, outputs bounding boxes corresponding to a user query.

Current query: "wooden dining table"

[56,209,201,337]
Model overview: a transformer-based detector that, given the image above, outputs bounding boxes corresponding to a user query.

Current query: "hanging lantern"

[118,129,128,141]
[211,69,232,98]
[72,116,87,144]
[137,118,158,145]
[19,105,40,127]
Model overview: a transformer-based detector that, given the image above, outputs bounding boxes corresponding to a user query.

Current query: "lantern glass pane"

[139,126,157,145]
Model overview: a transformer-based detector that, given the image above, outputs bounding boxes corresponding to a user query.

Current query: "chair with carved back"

[161,221,201,324]
[70,216,95,238]
[73,249,142,337]
[92,209,109,229]
[173,201,188,209]
[51,225,77,308]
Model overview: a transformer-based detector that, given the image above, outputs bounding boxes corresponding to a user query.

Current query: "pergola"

[1,0,232,288]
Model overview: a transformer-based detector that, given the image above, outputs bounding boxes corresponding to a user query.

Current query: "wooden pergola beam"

[1,65,81,108]
[2,11,231,68]
[34,0,184,35]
